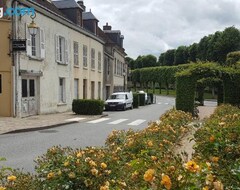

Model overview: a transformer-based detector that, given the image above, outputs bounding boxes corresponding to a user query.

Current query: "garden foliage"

[72,99,104,115]
[1,105,239,189]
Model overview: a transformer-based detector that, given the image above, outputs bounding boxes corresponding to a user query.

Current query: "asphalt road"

[0,96,175,173]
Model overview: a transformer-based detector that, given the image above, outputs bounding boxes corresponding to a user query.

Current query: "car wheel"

[122,104,126,111]
[130,104,133,110]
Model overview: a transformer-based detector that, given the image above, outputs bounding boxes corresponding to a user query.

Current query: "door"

[21,77,37,117]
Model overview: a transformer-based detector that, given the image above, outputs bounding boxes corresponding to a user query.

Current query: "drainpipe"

[11,0,17,117]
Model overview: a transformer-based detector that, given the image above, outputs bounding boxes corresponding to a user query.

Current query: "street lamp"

[28,13,38,36]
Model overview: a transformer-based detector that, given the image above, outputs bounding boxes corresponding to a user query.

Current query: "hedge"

[138,93,145,106]
[72,99,104,115]
[133,93,139,108]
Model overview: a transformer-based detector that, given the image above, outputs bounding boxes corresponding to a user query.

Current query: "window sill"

[57,62,68,66]
[83,67,88,70]
[98,70,102,73]
[74,65,80,68]
[57,102,67,106]
[91,69,95,71]
[28,56,44,62]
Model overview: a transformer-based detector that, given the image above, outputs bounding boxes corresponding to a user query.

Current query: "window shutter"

[65,38,69,64]
[55,35,60,62]
[40,29,45,59]
[26,23,31,56]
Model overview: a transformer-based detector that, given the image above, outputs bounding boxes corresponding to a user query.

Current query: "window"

[107,58,110,75]
[22,79,27,98]
[83,79,87,99]
[83,45,88,67]
[98,82,101,99]
[91,48,95,69]
[26,24,45,59]
[29,79,35,97]
[73,42,79,66]
[55,35,68,64]
[98,51,101,71]
[91,81,95,99]
[59,78,66,103]
[74,79,79,99]
[0,74,2,94]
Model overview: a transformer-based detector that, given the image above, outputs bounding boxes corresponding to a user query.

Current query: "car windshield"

[109,94,125,100]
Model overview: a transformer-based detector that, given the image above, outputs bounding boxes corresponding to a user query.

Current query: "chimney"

[77,1,86,12]
[103,22,112,31]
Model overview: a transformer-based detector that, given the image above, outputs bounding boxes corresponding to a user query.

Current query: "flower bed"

[1,105,239,189]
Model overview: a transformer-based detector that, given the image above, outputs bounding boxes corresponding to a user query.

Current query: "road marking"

[127,119,146,126]
[87,118,110,124]
[158,102,162,104]
[164,103,169,105]
[65,118,86,122]
[108,119,128,125]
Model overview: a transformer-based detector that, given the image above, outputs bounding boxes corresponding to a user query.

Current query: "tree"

[158,53,165,66]
[125,57,135,70]
[188,43,198,62]
[174,46,188,65]
[197,36,209,61]
[163,49,175,66]
[214,26,240,64]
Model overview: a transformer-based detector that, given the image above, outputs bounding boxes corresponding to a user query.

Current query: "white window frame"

[55,35,68,64]
[59,78,66,103]
[73,41,79,66]
[26,24,45,59]
[83,45,88,68]
[91,48,95,69]
[98,51,101,71]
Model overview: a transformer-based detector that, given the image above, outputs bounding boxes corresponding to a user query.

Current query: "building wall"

[14,5,104,117]
[0,19,12,116]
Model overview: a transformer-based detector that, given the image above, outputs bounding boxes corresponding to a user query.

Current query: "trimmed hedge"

[72,99,104,115]
[138,93,146,106]
[133,93,139,108]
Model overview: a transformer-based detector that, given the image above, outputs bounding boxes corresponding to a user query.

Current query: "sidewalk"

[0,112,106,135]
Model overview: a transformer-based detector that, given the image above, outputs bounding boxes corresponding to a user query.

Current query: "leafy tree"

[188,43,198,62]
[214,26,240,64]
[174,46,188,65]
[125,57,135,70]
[163,49,175,66]
[197,36,209,61]
[158,53,165,66]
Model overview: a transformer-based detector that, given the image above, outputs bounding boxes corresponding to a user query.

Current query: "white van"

[105,92,133,111]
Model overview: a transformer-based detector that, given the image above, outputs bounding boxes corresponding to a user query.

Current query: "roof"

[82,12,99,21]
[52,0,83,10]
[35,0,70,19]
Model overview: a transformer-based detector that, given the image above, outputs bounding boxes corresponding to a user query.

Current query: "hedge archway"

[176,63,240,113]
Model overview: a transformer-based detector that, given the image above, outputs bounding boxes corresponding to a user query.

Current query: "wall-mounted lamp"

[28,13,38,36]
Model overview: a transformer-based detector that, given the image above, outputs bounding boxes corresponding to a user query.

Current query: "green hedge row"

[72,99,104,115]
[133,93,139,108]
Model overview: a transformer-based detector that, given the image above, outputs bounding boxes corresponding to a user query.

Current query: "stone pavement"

[0,112,106,135]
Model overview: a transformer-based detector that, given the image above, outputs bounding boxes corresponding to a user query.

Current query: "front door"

[21,77,38,117]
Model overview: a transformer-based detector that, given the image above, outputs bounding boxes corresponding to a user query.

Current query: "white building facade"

[12,0,104,117]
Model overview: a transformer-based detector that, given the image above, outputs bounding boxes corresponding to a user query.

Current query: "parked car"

[105,92,133,111]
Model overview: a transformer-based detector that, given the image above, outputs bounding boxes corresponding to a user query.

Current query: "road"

[0,96,175,172]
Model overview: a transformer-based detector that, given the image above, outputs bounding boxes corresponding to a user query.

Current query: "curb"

[1,114,109,135]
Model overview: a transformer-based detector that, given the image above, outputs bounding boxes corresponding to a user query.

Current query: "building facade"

[0,19,12,116]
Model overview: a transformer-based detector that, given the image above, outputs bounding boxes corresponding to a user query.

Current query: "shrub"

[138,93,145,106]
[133,93,139,108]
[226,51,240,66]
[193,104,240,188]
[72,99,104,115]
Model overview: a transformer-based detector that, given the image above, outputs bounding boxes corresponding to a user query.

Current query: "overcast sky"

[83,0,240,59]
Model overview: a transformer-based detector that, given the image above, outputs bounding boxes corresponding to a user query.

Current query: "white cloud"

[83,0,240,59]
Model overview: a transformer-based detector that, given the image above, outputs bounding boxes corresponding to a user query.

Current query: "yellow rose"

[211,156,219,163]
[151,156,158,161]
[0,187,6,190]
[100,185,109,190]
[47,172,55,180]
[161,174,172,190]
[76,152,82,158]
[7,175,17,182]
[91,168,98,176]
[209,135,215,142]
[64,161,69,167]
[143,169,155,182]
[184,160,200,173]
[101,162,107,169]
[89,160,97,167]
[147,140,153,147]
